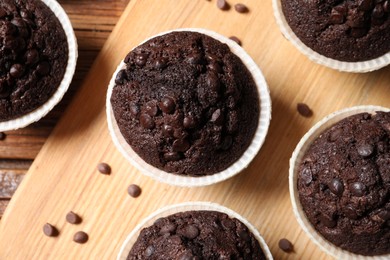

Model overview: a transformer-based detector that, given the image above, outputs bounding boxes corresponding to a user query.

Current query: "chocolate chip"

[278,238,294,252]
[145,245,155,257]
[297,103,313,117]
[163,151,181,161]
[350,182,366,197]
[36,61,51,76]
[217,0,230,10]
[129,103,140,117]
[127,184,142,198]
[183,115,197,129]
[229,36,242,46]
[140,113,155,129]
[186,53,202,64]
[97,162,111,175]
[155,57,168,69]
[159,96,176,114]
[344,205,358,219]
[206,72,220,92]
[329,178,344,196]
[220,135,233,150]
[173,138,190,152]
[373,4,385,17]
[10,64,24,78]
[238,230,251,241]
[144,101,158,116]
[25,49,39,64]
[210,109,224,125]
[73,231,88,244]
[43,223,59,237]
[300,167,313,185]
[234,3,249,13]
[0,132,6,141]
[66,211,82,224]
[357,143,374,157]
[160,223,177,234]
[208,62,223,73]
[115,69,127,84]
[358,0,374,11]
[330,9,344,24]
[182,225,199,239]
[329,128,342,142]
[378,210,390,220]
[135,53,148,66]
[319,214,337,228]
[162,125,175,138]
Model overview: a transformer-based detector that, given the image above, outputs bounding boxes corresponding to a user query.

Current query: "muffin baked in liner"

[290,105,390,259]
[0,0,78,131]
[272,0,390,73]
[106,28,271,187]
[117,202,273,260]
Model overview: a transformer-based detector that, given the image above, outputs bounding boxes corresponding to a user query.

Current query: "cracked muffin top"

[110,31,259,177]
[281,0,390,62]
[298,111,390,256]
[0,0,68,121]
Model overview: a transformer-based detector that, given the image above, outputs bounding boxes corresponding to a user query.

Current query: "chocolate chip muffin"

[111,31,260,176]
[0,0,68,121]
[281,0,390,62]
[127,210,266,259]
[298,111,390,255]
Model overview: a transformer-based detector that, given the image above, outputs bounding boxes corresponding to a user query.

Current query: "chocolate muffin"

[298,111,390,255]
[0,0,68,121]
[111,31,259,176]
[281,0,390,62]
[127,210,266,259]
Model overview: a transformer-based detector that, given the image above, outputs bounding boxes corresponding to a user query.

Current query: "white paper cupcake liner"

[117,202,273,260]
[272,0,390,73]
[106,28,271,187]
[290,105,390,259]
[0,0,78,131]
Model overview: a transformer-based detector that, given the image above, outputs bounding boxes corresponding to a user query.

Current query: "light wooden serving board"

[1,0,389,259]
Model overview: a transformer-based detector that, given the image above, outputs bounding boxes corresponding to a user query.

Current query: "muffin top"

[111,31,259,176]
[0,0,68,121]
[298,111,390,256]
[281,0,390,62]
[127,210,266,260]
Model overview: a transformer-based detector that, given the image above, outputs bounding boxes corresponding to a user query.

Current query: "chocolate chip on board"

[43,223,59,237]
[66,211,82,224]
[73,231,89,244]
[278,238,294,252]
[234,3,249,13]
[97,162,111,175]
[217,0,230,10]
[128,184,142,198]
[297,103,313,117]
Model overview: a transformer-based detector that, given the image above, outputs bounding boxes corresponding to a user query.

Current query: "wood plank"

[0,0,389,259]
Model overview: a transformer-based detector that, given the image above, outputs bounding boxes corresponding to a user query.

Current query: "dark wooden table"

[0,0,130,218]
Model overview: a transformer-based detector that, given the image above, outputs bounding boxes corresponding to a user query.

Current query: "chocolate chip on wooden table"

[229,36,242,46]
[97,162,111,175]
[297,103,313,117]
[234,3,249,13]
[73,231,88,244]
[217,0,230,10]
[128,184,142,198]
[0,132,6,141]
[43,223,59,237]
[66,211,82,224]
[279,238,294,252]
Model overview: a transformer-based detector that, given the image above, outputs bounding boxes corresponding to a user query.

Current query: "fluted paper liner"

[106,28,271,187]
[0,0,78,131]
[117,202,273,260]
[290,105,390,259]
[272,0,390,73]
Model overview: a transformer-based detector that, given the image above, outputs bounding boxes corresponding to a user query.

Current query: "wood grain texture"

[0,0,389,259]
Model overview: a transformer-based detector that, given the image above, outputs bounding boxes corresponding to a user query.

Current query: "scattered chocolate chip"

[160,223,177,234]
[330,9,344,24]
[350,182,366,197]
[378,210,390,221]
[329,128,342,142]
[144,101,159,116]
[73,231,88,244]
[329,178,344,196]
[115,69,127,84]
[234,3,249,13]
[297,103,313,117]
[155,57,168,69]
[173,138,190,152]
[344,205,358,220]
[25,49,39,64]
[357,143,374,157]
[217,0,230,10]
[229,36,242,46]
[0,132,6,141]
[182,225,199,239]
[43,223,59,237]
[140,113,155,129]
[129,103,140,117]
[162,125,175,137]
[135,53,148,66]
[206,72,220,92]
[97,162,111,175]
[145,245,155,257]
[183,115,197,129]
[66,211,82,224]
[159,96,176,114]
[163,151,181,161]
[128,184,142,198]
[210,109,224,125]
[278,238,294,252]
[36,61,51,76]
[10,64,24,78]
[300,167,313,185]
